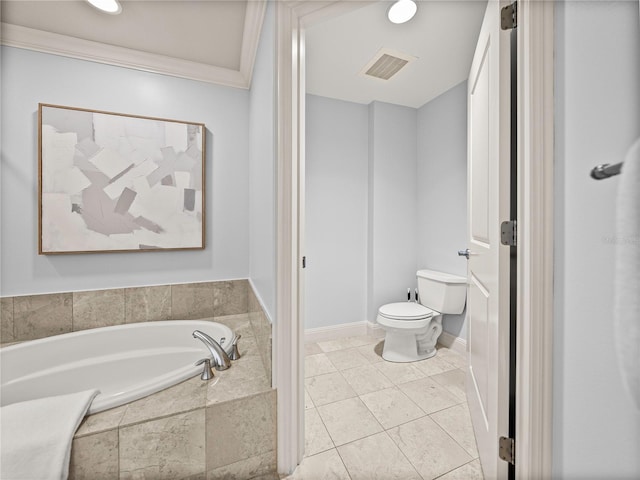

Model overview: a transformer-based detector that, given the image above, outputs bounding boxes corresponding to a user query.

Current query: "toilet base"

[380,315,443,363]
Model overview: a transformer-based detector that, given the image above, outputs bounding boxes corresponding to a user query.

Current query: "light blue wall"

[417,81,468,339]
[249,1,276,321]
[554,0,640,476]
[305,92,468,338]
[305,95,369,329]
[0,47,250,296]
[367,101,418,320]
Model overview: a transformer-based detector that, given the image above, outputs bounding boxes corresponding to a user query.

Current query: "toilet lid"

[378,302,434,320]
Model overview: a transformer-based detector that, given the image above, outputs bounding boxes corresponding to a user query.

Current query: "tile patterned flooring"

[284,335,484,480]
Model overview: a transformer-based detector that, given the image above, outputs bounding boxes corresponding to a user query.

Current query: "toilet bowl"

[377,270,467,363]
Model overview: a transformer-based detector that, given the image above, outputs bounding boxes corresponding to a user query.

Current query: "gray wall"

[305,95,369,329]
[554,0,640,477]
[249,2,276,321]
[367,101,419,320]
[1,47,250,296]
[417,81,468,338]
[305,91,468,337]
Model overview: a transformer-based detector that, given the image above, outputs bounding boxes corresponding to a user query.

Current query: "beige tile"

[437,459,484,480]
[213,280,248,316]
[284,448,350,480]
[249,310,271,338]
[341,364,394,395]
[398,377,462,414]
[305,353,337,378]
[222,351,268,382]
[431,369,467,401]
[73,289,125,331]
[414,355,458,377]
[316,397,383,446]
[206,451,276,480]
[69,429,119,480]
[430,403,479,458]
[305,408,334,456]
[374,361,426,385]
[206,374,271,406]
[388,416,472,480]
[0,297,14,343]
[317,336,373,353]
[338,432,421,480]
[214,313,254,338]
[356,341,384,363]
[305,372,357,407]
[120,376,207,427]
[325,347,370,371]
[76,405,127,438]
[124,285,171,323]
[305,342,323,356]
[359,387,425,429]
[205,390,276,470]
[304,388,315,410]
[172,283,215,320]
[13,293,73,340]
[119,409,206,480]
[437,348,468,369]
[247,286,260,313]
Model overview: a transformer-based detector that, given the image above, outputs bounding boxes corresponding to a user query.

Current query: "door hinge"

[501,220,517,247]
[499,436,516,465]
[501,2,518,30]
[302,256,306,269]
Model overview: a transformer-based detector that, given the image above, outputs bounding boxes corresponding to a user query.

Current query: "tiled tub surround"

[0,280,276,479]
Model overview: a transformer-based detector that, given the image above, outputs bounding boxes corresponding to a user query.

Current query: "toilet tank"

[417,270,467,314]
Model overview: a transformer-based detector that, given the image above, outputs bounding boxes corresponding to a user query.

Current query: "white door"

[466,1,512,478]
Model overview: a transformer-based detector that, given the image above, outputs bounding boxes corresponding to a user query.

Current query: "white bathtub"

[0,320,235,414]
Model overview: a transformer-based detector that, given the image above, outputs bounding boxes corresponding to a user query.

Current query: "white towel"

[0,389,98,480]
[614,138,640,410]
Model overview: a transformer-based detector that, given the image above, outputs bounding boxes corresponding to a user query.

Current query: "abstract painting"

[38,104,205,254]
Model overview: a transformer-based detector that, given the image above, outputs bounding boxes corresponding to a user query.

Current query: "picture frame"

[38,104,206,254]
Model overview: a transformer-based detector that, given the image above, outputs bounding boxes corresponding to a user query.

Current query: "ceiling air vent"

[361,48,417,81]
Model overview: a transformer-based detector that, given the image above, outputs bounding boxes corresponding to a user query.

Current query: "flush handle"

[458,249,470,259]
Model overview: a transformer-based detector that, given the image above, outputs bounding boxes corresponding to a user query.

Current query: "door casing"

[274,1,555,477]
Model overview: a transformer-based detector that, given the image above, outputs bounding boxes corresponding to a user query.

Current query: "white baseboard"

[304,321,369,343]
[438,331,468,357]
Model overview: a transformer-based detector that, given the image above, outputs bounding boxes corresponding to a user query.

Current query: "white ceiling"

[2,0,247,69]
[1,0,486,104]
[1,0,264,88]
[306,0,487,108]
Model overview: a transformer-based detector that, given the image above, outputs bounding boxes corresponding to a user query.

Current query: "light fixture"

[86,0,122,15]
[387,0,417,24]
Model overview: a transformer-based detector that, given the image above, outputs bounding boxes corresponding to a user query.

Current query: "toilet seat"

[377,302,436,330]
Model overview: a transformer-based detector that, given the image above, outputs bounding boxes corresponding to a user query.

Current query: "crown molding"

[0,1,267,89]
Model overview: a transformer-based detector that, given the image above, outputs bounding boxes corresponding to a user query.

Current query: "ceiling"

[1,0,486,106]
[306,0,487,108]
[0,0,264,88]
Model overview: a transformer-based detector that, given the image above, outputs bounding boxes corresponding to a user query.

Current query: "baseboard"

[438,331,468,356]
[304,321,369,343]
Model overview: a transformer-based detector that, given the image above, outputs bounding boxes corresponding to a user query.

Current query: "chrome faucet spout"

[192,330,231,371]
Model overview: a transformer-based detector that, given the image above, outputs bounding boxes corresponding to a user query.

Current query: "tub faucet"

[192,330,231,371]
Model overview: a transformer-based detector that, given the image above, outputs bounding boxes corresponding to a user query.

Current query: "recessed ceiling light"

[387,0,417,24]
[86,0,122,15]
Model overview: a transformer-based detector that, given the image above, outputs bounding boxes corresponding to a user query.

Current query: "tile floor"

[284,335,484,480]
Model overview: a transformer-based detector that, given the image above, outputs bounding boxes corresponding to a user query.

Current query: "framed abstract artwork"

[38,104,205,254]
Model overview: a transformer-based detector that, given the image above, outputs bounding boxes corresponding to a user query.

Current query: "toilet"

[376,269,467,363]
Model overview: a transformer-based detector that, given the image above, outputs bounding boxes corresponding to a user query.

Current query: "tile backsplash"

[0,280,259,343]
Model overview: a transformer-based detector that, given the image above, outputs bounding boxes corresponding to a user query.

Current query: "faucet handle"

[229,335,242,360]
[195,358,214,380]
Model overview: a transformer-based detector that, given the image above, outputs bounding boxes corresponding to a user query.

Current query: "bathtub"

[0,320,235,414]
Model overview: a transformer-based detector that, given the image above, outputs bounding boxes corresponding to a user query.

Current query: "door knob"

[458,249,470,259]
